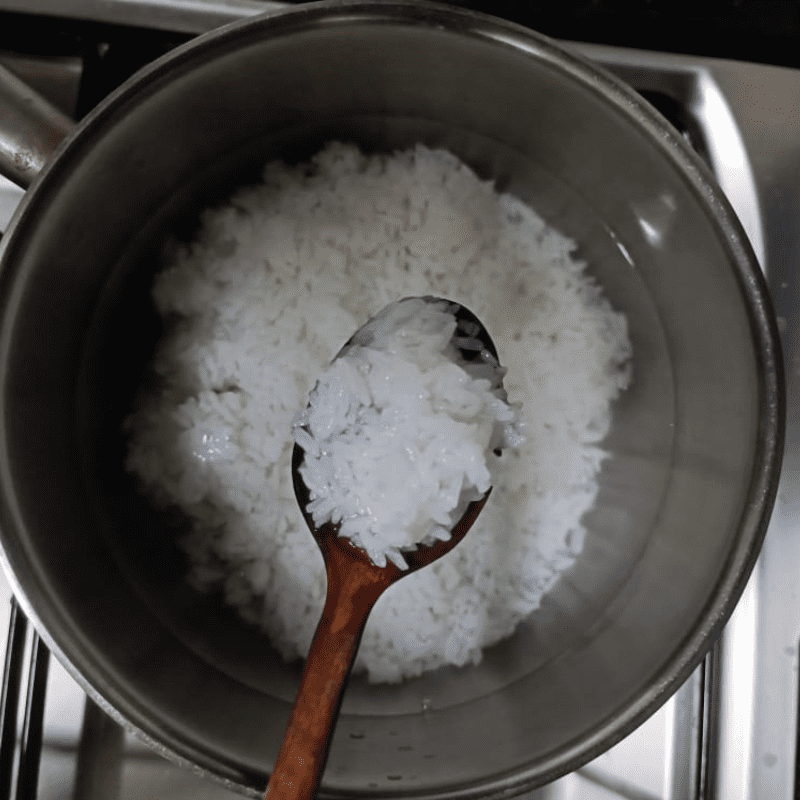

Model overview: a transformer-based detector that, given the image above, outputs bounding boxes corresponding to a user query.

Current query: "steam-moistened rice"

[292,296,523,570]
[125,142,632,683]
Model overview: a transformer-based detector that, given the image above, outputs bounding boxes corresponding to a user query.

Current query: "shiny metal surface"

[0,53,82,119]
[0,61,72,187]
[704,57,800,800]
[0,2,784,798]
[566,44,772,800]
[0,0,283,35]
[577,45,800,800]
[0,52,81,229]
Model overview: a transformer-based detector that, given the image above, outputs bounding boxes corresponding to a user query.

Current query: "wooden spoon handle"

[264,614,359,800]
[265,570,387,800]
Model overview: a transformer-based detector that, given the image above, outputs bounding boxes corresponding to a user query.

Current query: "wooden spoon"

[265,297,503,800]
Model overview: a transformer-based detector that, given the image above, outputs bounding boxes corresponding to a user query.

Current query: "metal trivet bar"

[0,598,49,800]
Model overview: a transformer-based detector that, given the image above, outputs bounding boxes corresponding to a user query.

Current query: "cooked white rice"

[124,142,632,683]
[292,296,523,570]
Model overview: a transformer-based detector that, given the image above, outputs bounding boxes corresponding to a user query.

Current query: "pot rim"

[0,2,786,796]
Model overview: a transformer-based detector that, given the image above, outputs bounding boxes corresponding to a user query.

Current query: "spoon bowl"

[266,298,503,800]
[292,442,493,579]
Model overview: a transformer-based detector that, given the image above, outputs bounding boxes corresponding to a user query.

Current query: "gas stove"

[0,3,798,799]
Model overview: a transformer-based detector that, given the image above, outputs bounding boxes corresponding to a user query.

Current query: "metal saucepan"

[0,2,784,797]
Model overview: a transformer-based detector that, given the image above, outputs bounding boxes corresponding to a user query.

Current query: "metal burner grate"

[0,598,48,800]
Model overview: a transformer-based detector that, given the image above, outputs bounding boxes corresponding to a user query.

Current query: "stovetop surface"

[0,4,799,800]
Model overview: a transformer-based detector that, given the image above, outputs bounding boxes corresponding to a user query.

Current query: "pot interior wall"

[0,8,765,796]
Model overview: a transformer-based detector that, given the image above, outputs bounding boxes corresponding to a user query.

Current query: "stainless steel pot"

[0,2,784,797]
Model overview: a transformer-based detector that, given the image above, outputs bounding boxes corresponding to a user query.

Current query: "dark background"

[457,1,799,66]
